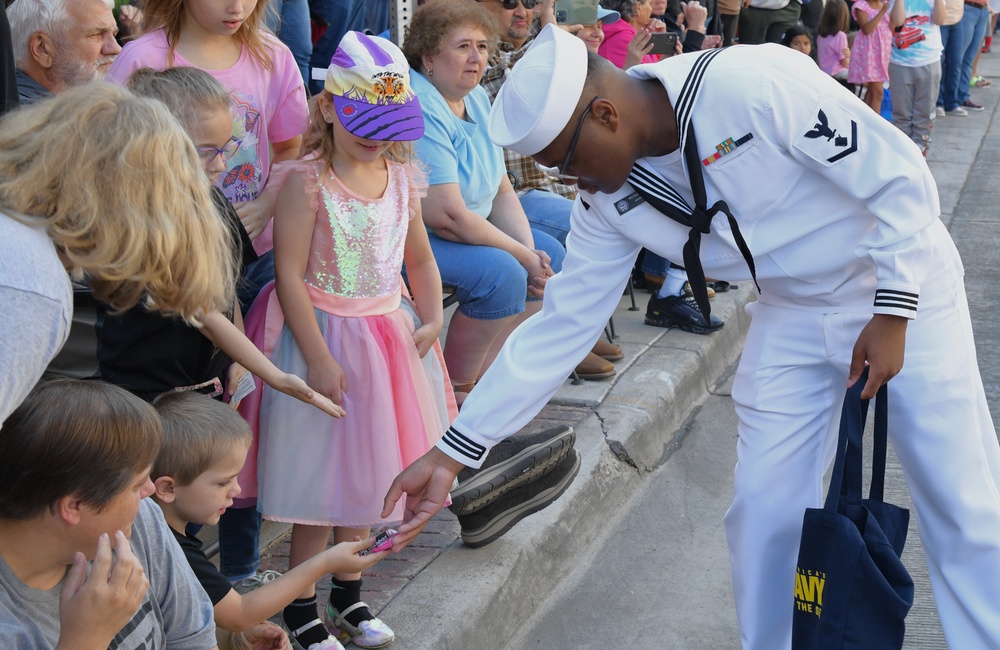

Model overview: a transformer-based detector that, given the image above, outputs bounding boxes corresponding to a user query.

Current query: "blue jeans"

[365,0,390,36]
[423,228,565,320]
[237,249,275,315]
[266,0,313,86]
[309,0,368,94]
[518,189,572,247]
[958,4,990,104]
[218,505,262,580]
[939,21,967,111]
[640,250,671,277]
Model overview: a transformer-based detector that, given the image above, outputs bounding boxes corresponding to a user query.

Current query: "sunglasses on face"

[196,136,241,165]
[480,0,540,10]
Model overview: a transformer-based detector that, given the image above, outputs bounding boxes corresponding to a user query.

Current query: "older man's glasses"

[197,136,241,165]
[535,96,600,185]
[480,0,540,9]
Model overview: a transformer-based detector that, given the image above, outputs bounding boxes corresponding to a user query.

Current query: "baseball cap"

[323,31,425,141]
[597,6,621,23]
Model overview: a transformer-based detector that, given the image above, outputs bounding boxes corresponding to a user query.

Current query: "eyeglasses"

[535,95,600,185]
[196,136,241,165]
[479,0,539,10]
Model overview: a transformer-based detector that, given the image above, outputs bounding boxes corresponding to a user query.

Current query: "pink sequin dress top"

[848,0,893,84]
[238,158,456,527]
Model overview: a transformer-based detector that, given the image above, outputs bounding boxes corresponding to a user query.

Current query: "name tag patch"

[615,192,646,215]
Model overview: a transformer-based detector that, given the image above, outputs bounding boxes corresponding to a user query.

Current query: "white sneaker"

[239,569,282,591]
[935,105,945,117]
[946,106,969,117]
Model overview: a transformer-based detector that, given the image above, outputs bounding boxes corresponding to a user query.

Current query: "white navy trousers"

[724,265,1000,649]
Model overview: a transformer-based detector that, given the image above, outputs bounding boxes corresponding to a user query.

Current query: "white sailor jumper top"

[438,43,963,467]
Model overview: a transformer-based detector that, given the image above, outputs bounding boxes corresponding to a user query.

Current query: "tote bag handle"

[824,368,890,513]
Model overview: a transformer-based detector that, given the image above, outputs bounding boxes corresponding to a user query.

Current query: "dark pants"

[721,12,739,46]
[309,0,367,94]
[237,250,275,315]
[738,1,802,45]
[218,505,263,580]
[939,21,967,111]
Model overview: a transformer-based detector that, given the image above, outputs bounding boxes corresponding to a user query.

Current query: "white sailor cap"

[488,24,588,156]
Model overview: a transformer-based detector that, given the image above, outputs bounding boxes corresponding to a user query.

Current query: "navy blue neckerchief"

[626,48,759,322]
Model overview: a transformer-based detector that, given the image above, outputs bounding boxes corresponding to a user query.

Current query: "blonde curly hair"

[0,82,237,322]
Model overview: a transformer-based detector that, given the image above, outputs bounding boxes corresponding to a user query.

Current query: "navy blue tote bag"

[792,372,914,649]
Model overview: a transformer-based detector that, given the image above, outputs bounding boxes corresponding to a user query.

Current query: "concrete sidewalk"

[247,51,1000,649]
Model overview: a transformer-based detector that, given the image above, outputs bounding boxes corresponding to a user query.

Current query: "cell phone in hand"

[648,32,679,56]
[555,0,599,25]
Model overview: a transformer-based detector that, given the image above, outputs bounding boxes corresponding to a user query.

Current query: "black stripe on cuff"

[442,427,486,461]
[874,289,918,312]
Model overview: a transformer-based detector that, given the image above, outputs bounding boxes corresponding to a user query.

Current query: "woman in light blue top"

[403,1,567,404]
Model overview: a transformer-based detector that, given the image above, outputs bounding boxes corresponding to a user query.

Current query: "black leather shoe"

[645,294,724,335]
[458,450,581,548]
[449,426,576,517]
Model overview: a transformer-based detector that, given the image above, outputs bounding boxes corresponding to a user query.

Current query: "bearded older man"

[7,0,121,103]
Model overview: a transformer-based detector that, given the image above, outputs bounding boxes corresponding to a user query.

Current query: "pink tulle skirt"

[237,281,455,527]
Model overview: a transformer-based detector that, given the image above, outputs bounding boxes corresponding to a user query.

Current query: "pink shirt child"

[848,0,893,84]
[818,31,850,78]
[107,31,308,254]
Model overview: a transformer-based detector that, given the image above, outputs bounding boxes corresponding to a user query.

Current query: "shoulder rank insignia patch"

[614,192,646,215]
[799,109,858,164]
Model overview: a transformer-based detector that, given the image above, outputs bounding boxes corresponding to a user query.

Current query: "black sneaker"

[458,449,581,548]
[645,294,724,335]
[449,425,576,517]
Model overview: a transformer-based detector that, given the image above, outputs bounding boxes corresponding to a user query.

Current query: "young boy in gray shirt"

[0,379,218,649]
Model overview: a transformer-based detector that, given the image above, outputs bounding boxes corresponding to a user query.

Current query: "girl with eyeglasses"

[88,67,338,418]
[0,82,237,424]
[106,0,309,266]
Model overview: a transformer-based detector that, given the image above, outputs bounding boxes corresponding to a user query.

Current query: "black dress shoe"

[449,425,576,517]
[645,294,724,335]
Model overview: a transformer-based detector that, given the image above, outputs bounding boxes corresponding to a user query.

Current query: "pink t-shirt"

[817,31,849,77]
[106,30,309,253]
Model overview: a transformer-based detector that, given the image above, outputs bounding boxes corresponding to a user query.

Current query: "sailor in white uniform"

[383,26,1000,649]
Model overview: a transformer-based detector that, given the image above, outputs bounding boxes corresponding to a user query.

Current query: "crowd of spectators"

[1,0,997,647]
